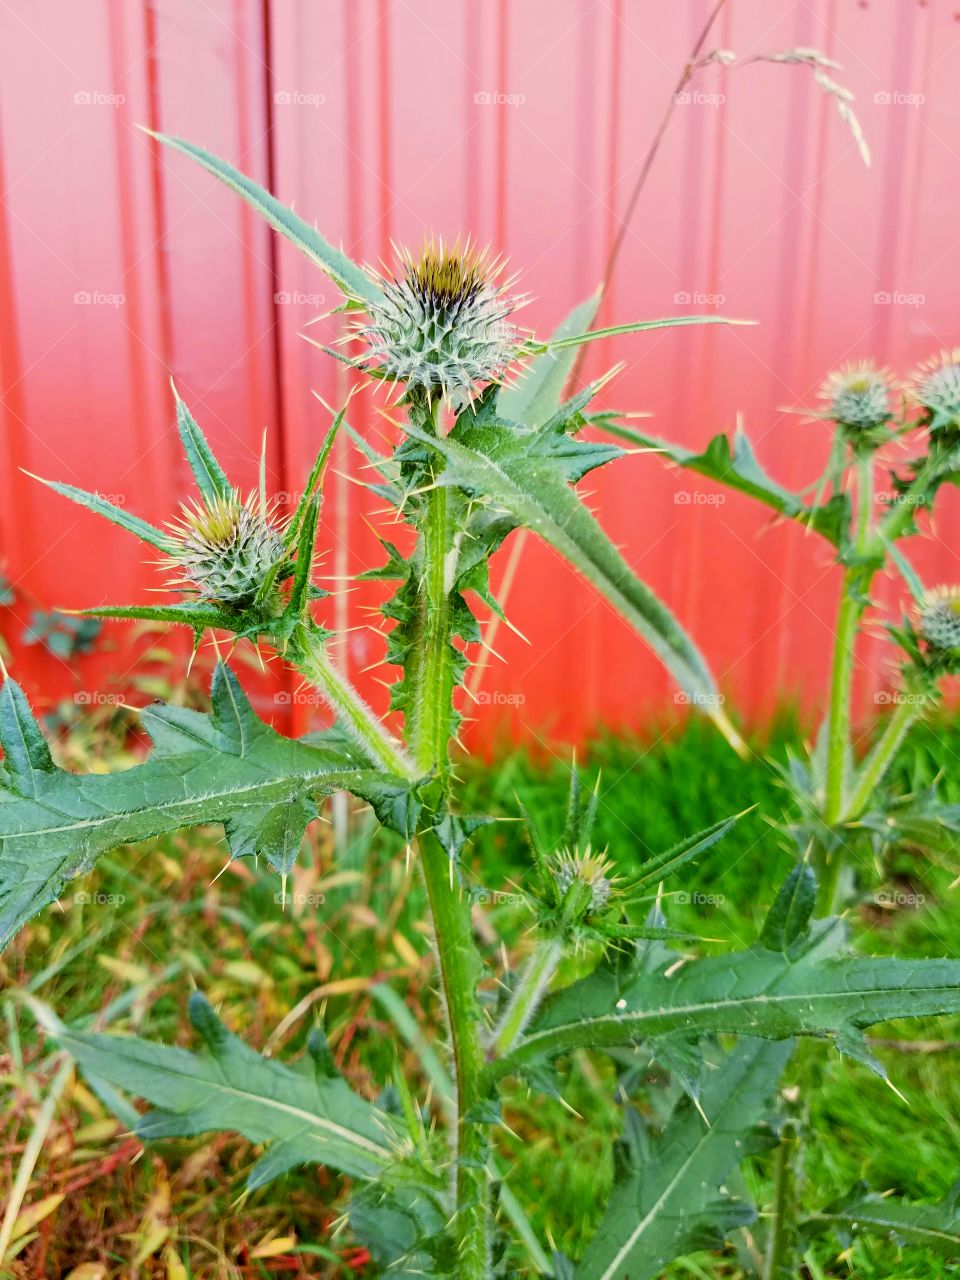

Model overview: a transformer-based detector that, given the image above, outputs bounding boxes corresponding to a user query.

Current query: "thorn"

[280,874,287,911]
[210,858,233,885]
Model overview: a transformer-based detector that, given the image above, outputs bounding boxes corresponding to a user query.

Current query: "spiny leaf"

[171,384,231,501]
[489,919,960,1083]
[802,1185,960,1256]
[0,667,418,950]
[576,1038,789,1280]
[630,811,745,891]
[50,992,397,1183]
[760,863,817,952]
[26,474,169,550]
[144,130,379,305]
[500,293,600,428]
[400,393,738,748]
[530,314,756,354]
[607,424,850,547]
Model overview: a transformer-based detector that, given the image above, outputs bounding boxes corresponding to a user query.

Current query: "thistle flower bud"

[357,241,522,400]
[909,350,960,434]
[917,585,960,654]
[548,849,616,917]
[163,490,290,612]
[818,361,892,434]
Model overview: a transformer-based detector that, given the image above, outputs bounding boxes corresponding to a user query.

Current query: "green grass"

[2,711,960,1276]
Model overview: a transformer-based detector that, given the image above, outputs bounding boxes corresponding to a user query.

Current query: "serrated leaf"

[759,864,817,952]
[171,385,231,501]
[146,130,379,304]
[27,474,169,550]
[631,812,743,891]
[500,294,600,427]
[491,920,960,1081]
[607,424,850,547]
[0,667,418,951]
[576,1038,789,1279]
[52,993,396,1182]
[400,396,735,744]
[802,1185,960,1256]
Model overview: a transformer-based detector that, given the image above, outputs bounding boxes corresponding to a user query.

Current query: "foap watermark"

[275,690,330,708]
[874,889,925,909]
[674,690,726,707]
[275,290,326,307]
[74,90,125,107]
[874,90,925,107]
[274,90,326,107]
[75,290,125,308]
[674,290,726,307]
[674,490,726,506]
[74,691,125,707]
[674,890,725,907]
[473,890,524,906]
[73,890,126,907]
[474,90,526,107]
[674,90,725,107]
[475,690,526,706]
[274,890,326,907]
[874,290,925,308]
[874,690,931,707]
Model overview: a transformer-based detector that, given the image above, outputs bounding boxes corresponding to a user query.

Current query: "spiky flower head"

[548,848,617,916]
[163,490,290,612]
[916,585,960,654]
[818,360,892,434]
[357,240,523,400]
[909,350,960,435]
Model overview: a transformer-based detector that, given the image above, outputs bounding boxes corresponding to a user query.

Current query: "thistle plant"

[5,135,960,1278]
[625,349,960,916]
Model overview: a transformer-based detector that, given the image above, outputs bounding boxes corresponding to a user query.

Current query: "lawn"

[2,711,959,1277]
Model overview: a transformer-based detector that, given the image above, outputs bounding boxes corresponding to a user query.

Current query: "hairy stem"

[408,416,490,1276]
[843,695,919,822]
[289,625,416,779]
[762,1122,797,1280]
[492,934,564,1058]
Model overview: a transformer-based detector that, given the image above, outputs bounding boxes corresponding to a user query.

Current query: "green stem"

[289,625,416,780]
[408,413,490,1276]
[843,694,919,822]
[823,454,874,825]
[492,935,564,1058]
[762,1122,797,1280]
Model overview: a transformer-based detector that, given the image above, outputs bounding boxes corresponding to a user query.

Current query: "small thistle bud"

[163,490,290,612]
[910,350,960,435]
[357,240,523,400]
[548,849,617,917]
[818,361,892,434]
[917,586,960,654]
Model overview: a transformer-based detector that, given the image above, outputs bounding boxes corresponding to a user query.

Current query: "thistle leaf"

[532,313,755,354]
[801,1185,960,1256]
[171,384,231,501]
[608,424,851,547]
[0,666,418,950]
[631,811,744,891]
[501,293,601,427]
[576,1038,789,1279]
[144,130,380,305]
[26,474,169,550]
[490,919,960,1082]
[400,392,733,742]
[50,992,397,1183]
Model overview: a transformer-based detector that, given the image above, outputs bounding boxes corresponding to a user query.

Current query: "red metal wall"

[1,0,959,748]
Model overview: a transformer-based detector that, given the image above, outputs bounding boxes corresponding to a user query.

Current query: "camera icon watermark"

[274,291,326,307]
[674,90,725,107]
[73,890,126,907]
[673,290,726,307]
[874,91,925,107]
[274,890,326,906]
[674,890,725,906]
[74,691,125,706]
[874,290,925,308]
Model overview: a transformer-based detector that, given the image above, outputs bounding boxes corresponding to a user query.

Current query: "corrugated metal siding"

[1,0,958,747]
